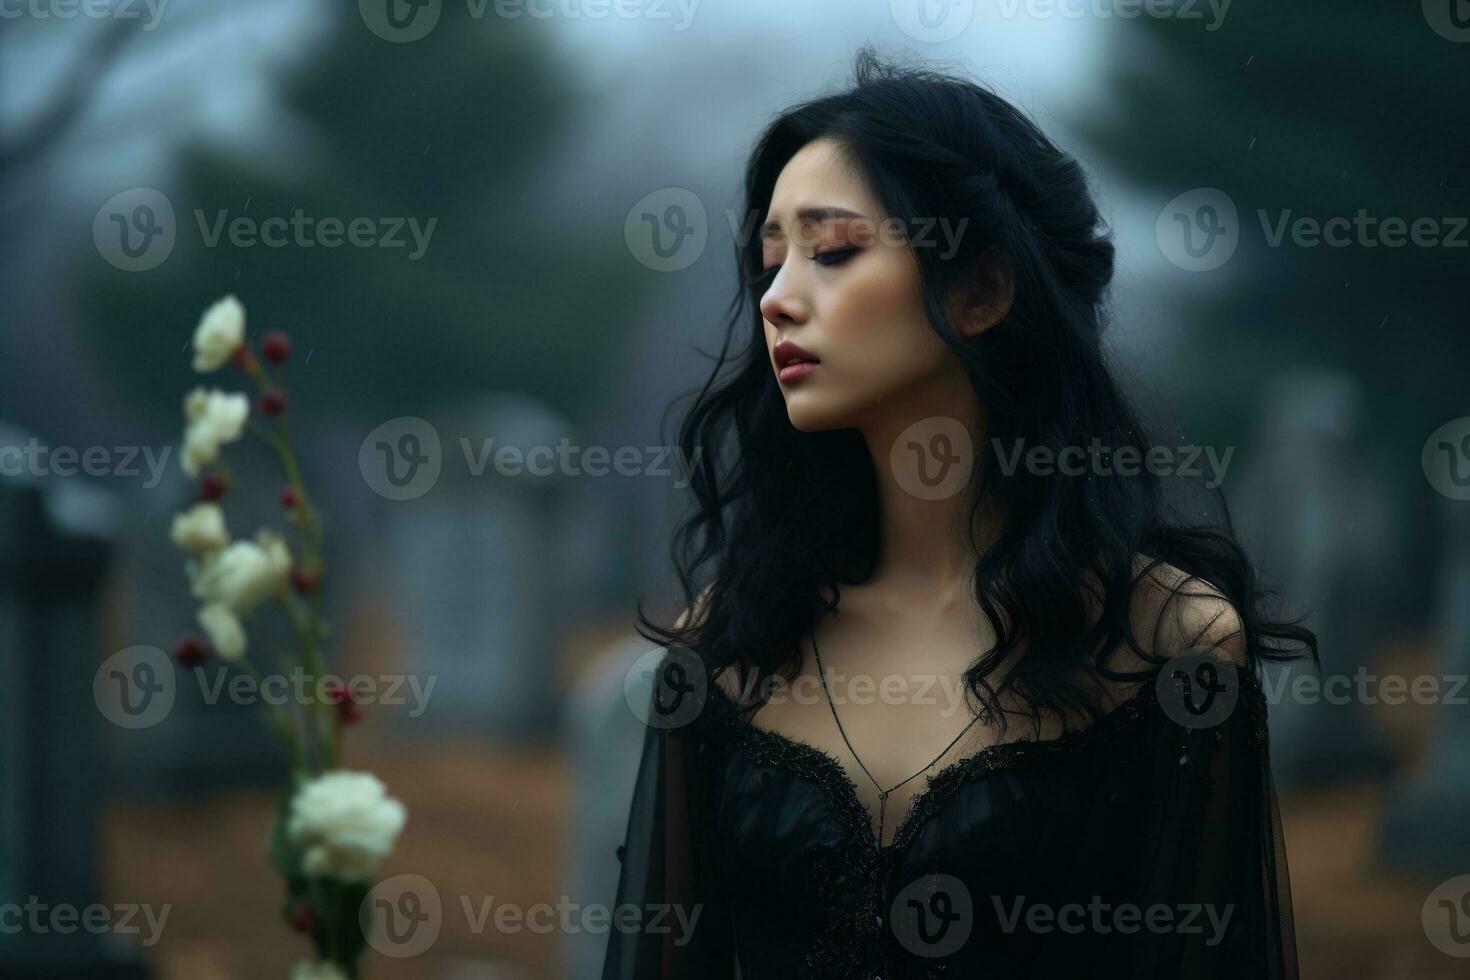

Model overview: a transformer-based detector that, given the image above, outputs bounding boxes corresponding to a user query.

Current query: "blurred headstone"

[1379,460,1470,875]
[1233,371,1396,785]
[562,633,651,980]
[0,426,148,977]
[381,394,581,740]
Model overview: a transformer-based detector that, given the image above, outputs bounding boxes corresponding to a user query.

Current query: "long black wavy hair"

[636,47,1317,735]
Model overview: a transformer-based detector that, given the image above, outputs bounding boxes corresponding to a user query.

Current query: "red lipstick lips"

[773,340,820,384]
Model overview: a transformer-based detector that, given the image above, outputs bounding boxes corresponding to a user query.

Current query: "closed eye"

[750,246,860,291]
[811,247,861,267]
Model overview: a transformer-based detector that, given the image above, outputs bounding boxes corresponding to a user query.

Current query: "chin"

[782,393,857,432]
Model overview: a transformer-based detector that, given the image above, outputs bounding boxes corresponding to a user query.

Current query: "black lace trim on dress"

[694,661,1270,979]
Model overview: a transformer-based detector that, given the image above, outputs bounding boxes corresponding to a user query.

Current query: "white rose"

[192,294,245,372]
[187,529,292,613]
[197,603,247,660]
[289,961,349,980]
[170,502,229,555]
[181,387,249,477]
[287,771,407,882]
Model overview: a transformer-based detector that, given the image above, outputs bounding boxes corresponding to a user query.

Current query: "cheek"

[825,255,950,391]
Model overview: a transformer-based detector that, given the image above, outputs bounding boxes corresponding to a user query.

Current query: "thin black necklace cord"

[810,626,986,847]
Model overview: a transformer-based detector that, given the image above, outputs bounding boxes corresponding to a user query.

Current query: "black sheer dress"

[601,646,1297,980]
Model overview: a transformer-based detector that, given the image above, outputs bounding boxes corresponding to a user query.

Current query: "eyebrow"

[759,206,866,240]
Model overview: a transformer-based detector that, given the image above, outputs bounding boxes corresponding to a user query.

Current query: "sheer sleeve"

[601,649,736,980]
[1122,652,1298,979]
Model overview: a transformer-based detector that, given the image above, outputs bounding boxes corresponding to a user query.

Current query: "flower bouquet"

[168,295,406,980]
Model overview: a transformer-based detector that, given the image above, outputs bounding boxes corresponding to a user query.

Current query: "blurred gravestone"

[380,394,579,739]
[1233,371,1396,785]
[1379,465,1470,875]
[563,633,652,980]
[0,426,147,977]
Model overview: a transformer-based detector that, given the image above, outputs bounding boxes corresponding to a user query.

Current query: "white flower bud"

[180,388,249,477]
[187,530,291,614]
[197,603,246,660]
[289,961,349,980]
[287,771,407,883]
[170,502,230,555]
[192,295,245,372]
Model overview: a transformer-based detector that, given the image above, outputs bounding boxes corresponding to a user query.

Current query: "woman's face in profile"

[759,137,963,433]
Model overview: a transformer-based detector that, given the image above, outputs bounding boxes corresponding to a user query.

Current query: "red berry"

[172,636,208,667]
[281,486,299,510]
[324,681,364,724]
[260,390,287,416]
[230,345,256,373]
[200,472,228,501]
[289,902,316,933]
[261,331,292,364]
[290,566,319,595]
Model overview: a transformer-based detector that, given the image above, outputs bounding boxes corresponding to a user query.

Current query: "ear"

[950,250,1014,338]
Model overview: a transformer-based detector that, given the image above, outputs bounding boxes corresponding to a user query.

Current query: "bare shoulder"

[1124,555,1247,669]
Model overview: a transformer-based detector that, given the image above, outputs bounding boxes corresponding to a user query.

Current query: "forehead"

[767,138,878,218]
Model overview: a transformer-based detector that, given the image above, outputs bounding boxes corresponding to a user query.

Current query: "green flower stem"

[230,655,307,775]
[278,582,339,770]
[241,354,340,771]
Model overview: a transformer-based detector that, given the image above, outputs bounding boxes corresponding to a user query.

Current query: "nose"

[758,265,809,327]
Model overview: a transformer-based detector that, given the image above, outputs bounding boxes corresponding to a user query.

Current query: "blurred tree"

[1077,1,1469,614]
[78,5,646,431]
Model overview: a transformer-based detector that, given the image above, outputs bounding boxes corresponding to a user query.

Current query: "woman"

[603,47,1315,980]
